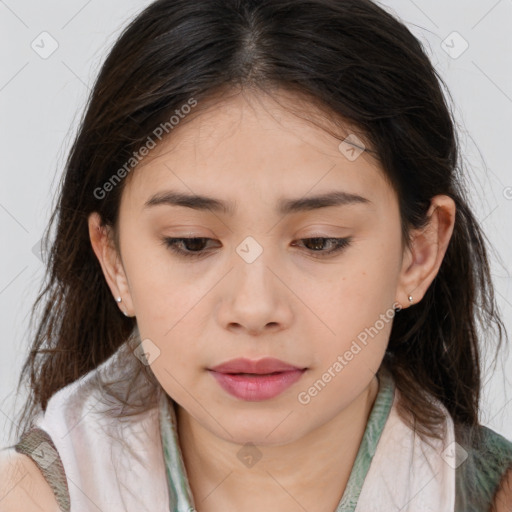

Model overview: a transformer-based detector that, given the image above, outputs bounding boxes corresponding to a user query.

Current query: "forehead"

[120,88,396,216]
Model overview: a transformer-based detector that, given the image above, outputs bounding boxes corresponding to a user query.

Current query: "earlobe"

[395,195,456,309]
[394,246,416,310]
[87,212,135,317]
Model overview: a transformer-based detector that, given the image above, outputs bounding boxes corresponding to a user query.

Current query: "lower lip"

[208,369,306,401]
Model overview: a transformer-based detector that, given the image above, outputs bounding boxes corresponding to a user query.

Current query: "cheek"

[119,240,205,380]
[139,314,207,406]
[121,233,200,321]
[148,345,195,402]
[295,238,400,369]
[301,241,400,328]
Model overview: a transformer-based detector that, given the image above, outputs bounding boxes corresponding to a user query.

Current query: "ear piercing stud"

[116,296,132,317]
[394,294,415,313]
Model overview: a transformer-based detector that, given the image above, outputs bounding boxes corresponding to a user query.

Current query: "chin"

[211,415,306,447]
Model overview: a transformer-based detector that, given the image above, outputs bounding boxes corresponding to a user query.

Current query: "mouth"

[207,364,307,401]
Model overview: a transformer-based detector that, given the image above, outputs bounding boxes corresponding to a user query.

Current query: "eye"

[162,236,352,260]
[291,237,352,258]
[162,237,218,259]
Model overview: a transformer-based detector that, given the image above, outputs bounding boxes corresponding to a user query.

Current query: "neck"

[175,375,380,512]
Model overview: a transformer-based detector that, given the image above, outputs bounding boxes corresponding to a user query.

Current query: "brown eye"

[162,237,217,259]
[293,237,352,257]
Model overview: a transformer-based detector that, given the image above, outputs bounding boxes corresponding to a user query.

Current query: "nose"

[215,250,293,336]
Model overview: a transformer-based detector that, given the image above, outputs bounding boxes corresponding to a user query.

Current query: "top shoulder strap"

[14,427,71,512]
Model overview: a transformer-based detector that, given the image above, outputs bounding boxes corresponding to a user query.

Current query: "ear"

[88,212,135,317]
[395,195,456,309]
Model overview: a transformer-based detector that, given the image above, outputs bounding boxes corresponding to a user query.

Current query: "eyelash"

[161,236,352,260]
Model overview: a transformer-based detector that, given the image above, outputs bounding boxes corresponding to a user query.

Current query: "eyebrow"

[143,190,371,216]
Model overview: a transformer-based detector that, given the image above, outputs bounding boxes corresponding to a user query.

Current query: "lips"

[207,357,307,401]
[208,357,305,375]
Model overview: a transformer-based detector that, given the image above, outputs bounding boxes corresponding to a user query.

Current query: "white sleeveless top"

[15,334,469,511]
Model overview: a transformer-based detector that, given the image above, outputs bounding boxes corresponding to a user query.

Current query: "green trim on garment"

[160,391,196,512]
[335,367,395,512]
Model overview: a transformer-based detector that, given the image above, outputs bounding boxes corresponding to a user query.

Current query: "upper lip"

[208,357,305,374]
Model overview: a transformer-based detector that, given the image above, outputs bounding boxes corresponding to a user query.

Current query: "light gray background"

[1,0,511,447]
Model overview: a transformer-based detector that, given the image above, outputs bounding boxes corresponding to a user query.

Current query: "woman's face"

[99,89,411,445]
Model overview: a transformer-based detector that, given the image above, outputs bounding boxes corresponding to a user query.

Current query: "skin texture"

[0,449,60,511]
[86,88,457,511]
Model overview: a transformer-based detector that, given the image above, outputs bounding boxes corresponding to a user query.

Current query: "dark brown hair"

[13,0,508,459]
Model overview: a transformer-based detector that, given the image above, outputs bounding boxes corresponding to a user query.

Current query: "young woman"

[1,0,511,511]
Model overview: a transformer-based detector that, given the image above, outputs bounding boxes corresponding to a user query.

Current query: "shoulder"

[484,426,512,512]
[455,423,512,511]
[0,448,60,512]
[491,466,512,512]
